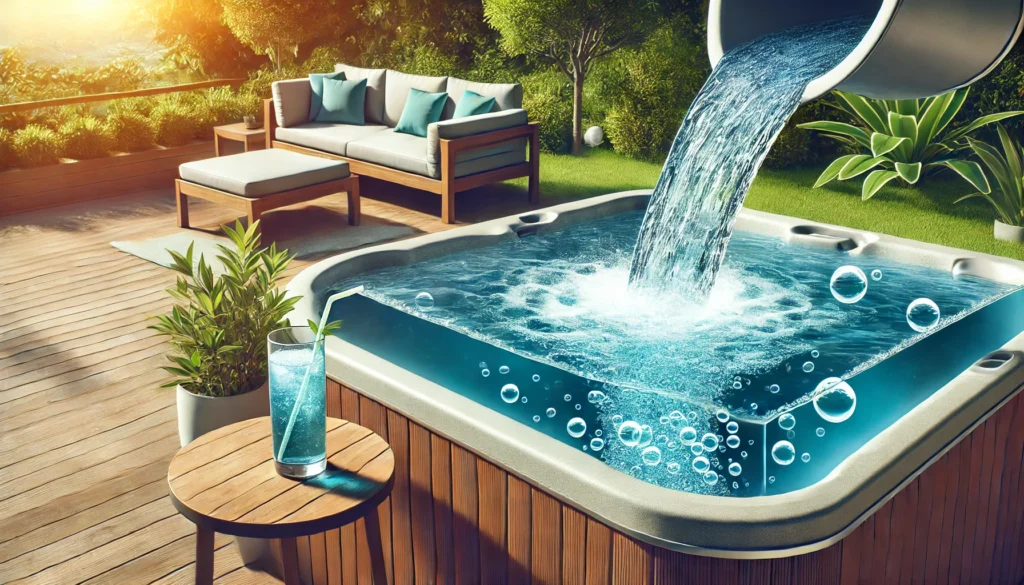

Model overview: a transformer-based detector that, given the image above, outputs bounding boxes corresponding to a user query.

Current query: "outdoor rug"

[112,215,417,271]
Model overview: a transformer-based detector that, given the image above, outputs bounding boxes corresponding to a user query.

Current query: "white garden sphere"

[584,126,604,147]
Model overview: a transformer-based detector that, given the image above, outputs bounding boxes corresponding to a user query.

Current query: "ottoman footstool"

[176,148,360,229]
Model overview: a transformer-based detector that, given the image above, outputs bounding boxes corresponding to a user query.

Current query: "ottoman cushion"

[179,149,350,198]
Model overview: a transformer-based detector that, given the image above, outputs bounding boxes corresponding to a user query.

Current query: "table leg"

[280,537,301,585]
[175,182,190,228]
[195,527,215,585]
[347,178,361,226]
[214,134,222,157]
[365,507,388,585]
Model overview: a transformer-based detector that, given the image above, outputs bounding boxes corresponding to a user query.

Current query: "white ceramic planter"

[995,220,1024,243]
[176,381,270,447]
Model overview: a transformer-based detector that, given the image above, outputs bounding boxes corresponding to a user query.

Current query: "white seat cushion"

[347,129,437,178]
[275,123,390,157]
[179,149,349,197]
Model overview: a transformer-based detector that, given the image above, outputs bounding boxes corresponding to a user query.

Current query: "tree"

[220,0,346,72]
[147,0,263,78]
[484,0,657,153]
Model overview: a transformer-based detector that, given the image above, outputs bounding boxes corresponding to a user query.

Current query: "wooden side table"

[167,417,394,585]
[214,123,267,156]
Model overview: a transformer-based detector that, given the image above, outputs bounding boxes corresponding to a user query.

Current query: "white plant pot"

[995,220,1024,243]
[176,381,270,448]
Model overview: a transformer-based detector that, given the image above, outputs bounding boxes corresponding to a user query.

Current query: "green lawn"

[525,148,1024,262]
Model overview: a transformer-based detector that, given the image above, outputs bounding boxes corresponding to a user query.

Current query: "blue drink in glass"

[268,326,326,478]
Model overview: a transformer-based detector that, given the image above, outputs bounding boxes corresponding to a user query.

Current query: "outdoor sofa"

[264,65,539,223]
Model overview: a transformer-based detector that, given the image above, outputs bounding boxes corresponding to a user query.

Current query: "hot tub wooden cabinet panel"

[293,378,1024,585]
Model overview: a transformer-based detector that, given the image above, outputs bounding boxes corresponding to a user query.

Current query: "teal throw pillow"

[308,71,345,121]
[395,88,448,137]
[453,90,496,118]
[316,78,367,125]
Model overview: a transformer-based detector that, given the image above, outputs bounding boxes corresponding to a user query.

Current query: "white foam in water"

[629,18,871,299]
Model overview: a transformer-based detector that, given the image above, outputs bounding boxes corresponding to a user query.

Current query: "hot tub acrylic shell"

[286,191,1024,558]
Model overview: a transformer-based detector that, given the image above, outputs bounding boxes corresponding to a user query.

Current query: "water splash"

[629,18,871,299]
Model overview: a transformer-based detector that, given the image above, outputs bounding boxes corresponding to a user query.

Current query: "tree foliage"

[220,0,349,71]
[484,0,657,153]
[148,0,263,78]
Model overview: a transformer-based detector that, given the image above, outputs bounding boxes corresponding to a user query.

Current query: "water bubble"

[740,451,747,459]
[588,390,606,404]
[769,476,775,484]
[813,377,857,423]
[687,411,698,421]
[479,362,487,368]
[546,407,556,418]
[656,434,668,446]
[692,456,710,473]
[691,444,704,456]
[564,394,572,402]
[567,417,587,438]
[532,374,541,382]
[732,381,742,390]
[667,441,678,451]
[595,429,602,437]
[500,384,519,404]
[481,369,490,377]
[642,446,662,466]
[802,361,815,373]
[703,471,719,486]
[611,414,623,425]
[629,465,641,477]
[660,416,670,425]
[816,427,825,437]
[618,421,643,447]
[701,433,720,452]
[670,410,684,420]
[830,266,868,304]
[414,291,434,309]
[590,437,605,451]
[778,413,796,431]
[667,462,681,475]
[726,421,739,434]
[769,384,780,394]
[637,425,654,448]
[801,452,811,463]
[786,430,795,440]
[811,350,820,359]
[521,397,528,404]
[907,298,941,332]
[533,415,540,422]
[748,439,755,446]
[679,427,698,445]
[716,409,730,423]
[871,269,883,281]
[726,435,741,449]
[499,365,510,374]
[772,441,796,466]
[728,462,742,476]
[750,403,758,411]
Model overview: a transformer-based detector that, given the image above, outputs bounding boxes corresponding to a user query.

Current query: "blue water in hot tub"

[325,209,1024,497]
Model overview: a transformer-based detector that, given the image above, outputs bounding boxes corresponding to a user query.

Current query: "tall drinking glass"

[268,326,326,479]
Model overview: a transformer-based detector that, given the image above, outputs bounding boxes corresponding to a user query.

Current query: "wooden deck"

[0,180,541,584]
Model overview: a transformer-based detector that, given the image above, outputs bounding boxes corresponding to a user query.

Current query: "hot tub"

[286,191,1024,583]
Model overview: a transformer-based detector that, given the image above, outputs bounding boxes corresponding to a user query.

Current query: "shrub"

[12,125,63,167]
[59,116,112,160]
[603,20,707,161]
[958,124,1024,226]
[520,69,572,153]
[106,111,156,152]
[152,100,199,147]
[0,128,13,170]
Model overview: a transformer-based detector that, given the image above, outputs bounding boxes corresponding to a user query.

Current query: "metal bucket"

[707,0,1024,102]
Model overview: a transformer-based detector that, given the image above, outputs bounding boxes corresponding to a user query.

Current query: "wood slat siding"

[0,142,213,216]
[313,379,1024,585]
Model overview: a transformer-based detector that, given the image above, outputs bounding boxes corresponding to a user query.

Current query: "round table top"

[167,417,394,538]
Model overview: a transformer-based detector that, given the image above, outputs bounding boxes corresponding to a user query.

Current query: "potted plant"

[957,124,1024,242]
[151,220,299,446]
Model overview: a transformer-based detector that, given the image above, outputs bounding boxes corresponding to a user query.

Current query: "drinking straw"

[277,285,364,461]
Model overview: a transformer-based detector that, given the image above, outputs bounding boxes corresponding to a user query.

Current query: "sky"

[0,0,160,65]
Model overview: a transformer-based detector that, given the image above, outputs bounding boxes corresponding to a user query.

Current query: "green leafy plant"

[957,124,1024,226]
[59,116,112,160]
[149,221,300,397]
[12,124,63,167]
[106,111,157,152]
[799,88,1024,199]
[152,100,199,147]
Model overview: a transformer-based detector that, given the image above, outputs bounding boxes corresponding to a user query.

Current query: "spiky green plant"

[149,221,300,397]
[958,124,1024,227]
[799,88,1023,200]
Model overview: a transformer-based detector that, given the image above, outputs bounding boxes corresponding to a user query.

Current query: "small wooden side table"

[167,417,394,585]
[214,123,267,156]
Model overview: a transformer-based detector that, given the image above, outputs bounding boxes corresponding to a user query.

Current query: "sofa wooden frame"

[263,99,539,224]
